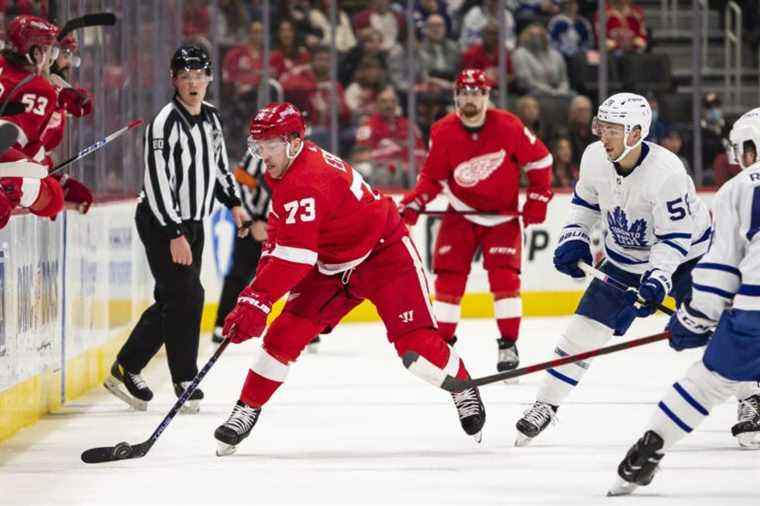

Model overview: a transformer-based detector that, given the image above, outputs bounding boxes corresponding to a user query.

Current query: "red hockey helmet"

[455,68,492,93]
[249,102,305,142]
[7,15,59,55]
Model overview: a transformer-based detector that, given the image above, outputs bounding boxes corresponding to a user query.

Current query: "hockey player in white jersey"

[514,92,713,445]
[609,108,760,496]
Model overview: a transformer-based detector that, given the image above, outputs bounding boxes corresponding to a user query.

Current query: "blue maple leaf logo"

[607,207,649,250]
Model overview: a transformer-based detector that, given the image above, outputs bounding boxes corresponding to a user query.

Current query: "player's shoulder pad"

[487,108,522,126]
[430,112,460,136]
[644,141,688,178]
[578,140,606,171]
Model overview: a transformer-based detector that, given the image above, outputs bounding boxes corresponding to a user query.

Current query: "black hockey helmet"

[170,44,211,77]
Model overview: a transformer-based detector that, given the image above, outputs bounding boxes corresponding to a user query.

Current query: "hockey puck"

[112,442,132,459]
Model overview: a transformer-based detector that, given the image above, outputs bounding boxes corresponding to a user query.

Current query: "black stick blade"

[58,13,117,40]
[81,441,146,464]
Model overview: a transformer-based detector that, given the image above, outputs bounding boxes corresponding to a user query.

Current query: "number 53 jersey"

[568,141,712,276]
[263,140,403,276]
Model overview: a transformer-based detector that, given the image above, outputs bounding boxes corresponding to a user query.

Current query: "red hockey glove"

[58,87,93,117]
[222,287,272,343]
[0,177,24,208]
[522,188,552,225]
[53,174,93,214]
[398,192,426,226]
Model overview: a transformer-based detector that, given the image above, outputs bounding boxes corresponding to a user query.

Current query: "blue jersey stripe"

[673,382,709,416]
[571,192,601,212]
[658,401,693,433]
[691,227,712,245]
[662,240,688,256]
[747,187,760,241]
[547,368,578,386]
[738,284,760,296]
[695,262,742,277]
[656,232,692,240]
[693,282,734,299]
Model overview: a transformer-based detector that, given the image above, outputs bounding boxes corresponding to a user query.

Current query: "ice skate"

[732,395,760,449]
[515,401,557,446]
[607,430,664,496]
[307,335,320,354]
[215,400,262,456]
[174,381,204,414]
[451,387,486,443]
[496,339,519,384]
[103,361,153,411]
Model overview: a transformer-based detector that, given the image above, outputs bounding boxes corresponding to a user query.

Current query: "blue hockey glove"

[553,226,592,279]
[666,301,715,351]
[635,269,671,317]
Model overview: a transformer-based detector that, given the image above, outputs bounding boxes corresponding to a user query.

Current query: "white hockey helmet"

[728,107,760,169]
[592,92,652,162]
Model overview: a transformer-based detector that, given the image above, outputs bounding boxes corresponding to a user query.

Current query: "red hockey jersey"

[0,56,58,149]
[251,140,402,303]
[414,108,552,226]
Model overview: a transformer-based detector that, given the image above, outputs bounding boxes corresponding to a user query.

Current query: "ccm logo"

[488,247,516,255]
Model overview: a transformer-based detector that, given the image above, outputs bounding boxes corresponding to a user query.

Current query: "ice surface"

[1,316,758,505]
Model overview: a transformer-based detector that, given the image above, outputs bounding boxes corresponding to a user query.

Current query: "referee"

[211,152,269,344]
[104,45,248,413]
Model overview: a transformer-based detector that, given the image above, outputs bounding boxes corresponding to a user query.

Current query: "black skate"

[173,381,204,414]
[215,400,262,456]
[515,401,558,446]
[732,394,760,449]
[451,387,486,442]
[307,335,320,354]
[104,361,153,411]
[608,430,665,496]
[496,340,520,384]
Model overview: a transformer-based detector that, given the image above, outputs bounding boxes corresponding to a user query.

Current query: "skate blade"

[471,431,483,444]
[216,442,238,457]
[737,432,760,450]
[607,477,638,496]
[104,377,147,411]
[179,400,200,414]
[514,432,533,447]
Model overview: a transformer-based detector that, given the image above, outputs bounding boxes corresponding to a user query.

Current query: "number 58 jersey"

[569,141,712,277]
[264,140,402,275]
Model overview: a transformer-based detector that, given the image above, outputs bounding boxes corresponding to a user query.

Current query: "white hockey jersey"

[690,163,760,320]
[566,141,712,279]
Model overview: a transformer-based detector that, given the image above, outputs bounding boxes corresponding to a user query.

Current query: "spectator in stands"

[413,0,454,38]
[419,14,461,83]
[515,0,561,34]
[646,94,669,143]
[661,127,691,173]
[552,136,579,188]
[461,21,512,90]
[309,0,357,53]
[270,19,311,78]
[700,92,727,170]
[217,0,251,42]
[339,27,388,86]
[547,0,594,60]
[351,86,426,188]
[515,95,546,140]
[459,0,516,51]
[277,0,323,49]
[566,94,593,165]
[353,0,406,52]
[345,55,388,123]
[182,0,210,39]
[598,0,648,53]
[222,21,267,97]
[512,23,574,97]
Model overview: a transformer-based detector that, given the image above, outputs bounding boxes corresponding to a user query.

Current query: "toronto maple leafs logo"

[607,207,649,249]
[453,150,506,188]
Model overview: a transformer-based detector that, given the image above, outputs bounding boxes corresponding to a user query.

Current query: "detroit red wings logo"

[453,150,506,187]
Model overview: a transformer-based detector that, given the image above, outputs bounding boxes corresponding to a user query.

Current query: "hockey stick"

[81,339,230,464]
[419,210,521,217]
[57,13,117,41]
[577,262,675,316]
[403,331,670,393]
[49,119,143,176]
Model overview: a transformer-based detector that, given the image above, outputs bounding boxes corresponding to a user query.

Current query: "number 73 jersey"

[569,141,712,276]
[263,140,402,275]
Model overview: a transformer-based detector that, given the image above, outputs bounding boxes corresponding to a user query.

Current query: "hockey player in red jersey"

[0,15,67,228]
[399,68,554,375]
[214,103,486,455]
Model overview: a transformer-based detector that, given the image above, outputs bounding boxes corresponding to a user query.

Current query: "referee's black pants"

[117,203,205,383]
[214,234,262,329]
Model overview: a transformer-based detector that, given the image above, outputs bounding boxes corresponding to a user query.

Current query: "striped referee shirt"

[139,96,241,238]
[237,152,270,221]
